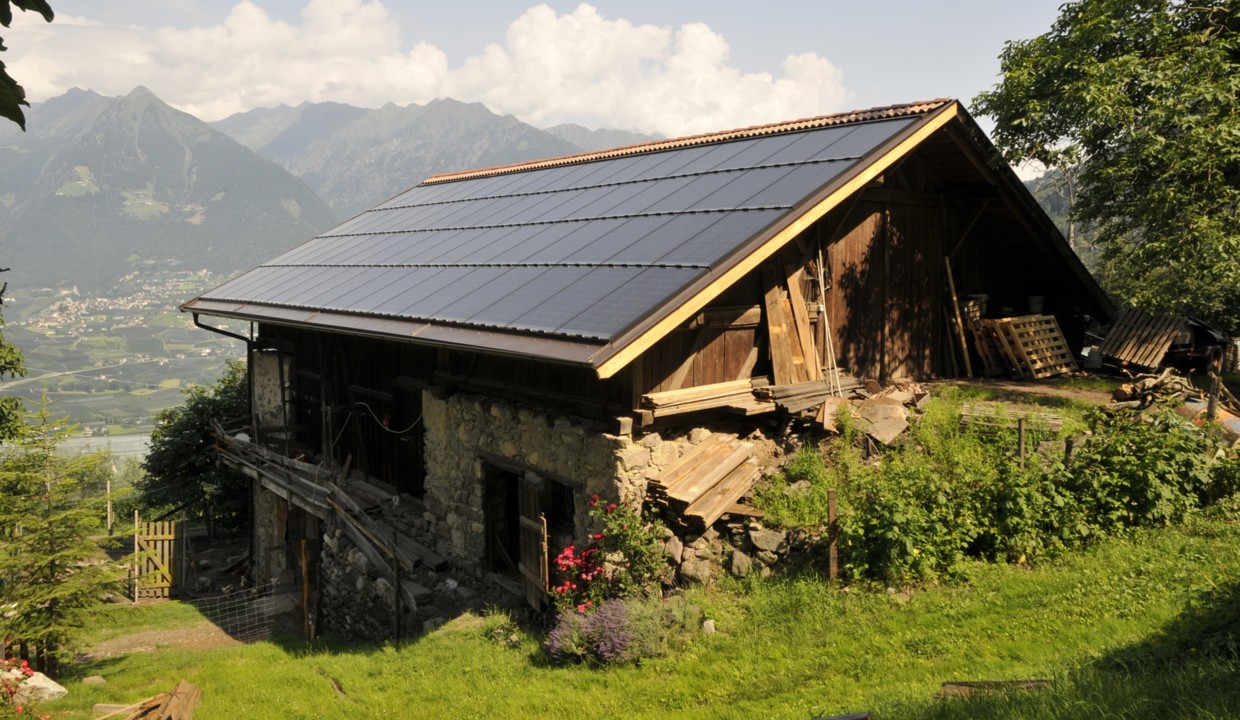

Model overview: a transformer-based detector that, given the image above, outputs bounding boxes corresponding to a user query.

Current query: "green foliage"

[542,595,702,666]
[0,394,124,672]
[549,496,671,614]
[973,0,1240,331]
[760,390,1232,585]
[140,361,248,530]
[0,1,53,131]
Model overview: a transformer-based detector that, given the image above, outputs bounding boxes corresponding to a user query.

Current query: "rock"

[638,432,662,448]
[694,546,713,560]
[702,619,716,635]
[689,428,712,444]
[749,527,786,553]
[679,558,713,585]
[456,585,478,601]
[783,479,812,497]
[82,675,107,686]
[15,672,67,704]
[423,617,447,633]
[756,549,779,566]
[856,397,910,445]
[730,550,752,578]
[663,533,683,561]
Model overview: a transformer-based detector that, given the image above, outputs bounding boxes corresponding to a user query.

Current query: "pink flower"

[605,503,618,514]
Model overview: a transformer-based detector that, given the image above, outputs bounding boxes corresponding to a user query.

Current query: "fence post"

[1017,418,1027,469]
[828,488,838,580]
[132,510,140,604]
[301,539,310,640]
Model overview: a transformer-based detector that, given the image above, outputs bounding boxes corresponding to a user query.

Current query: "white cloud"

[8,1,848,136]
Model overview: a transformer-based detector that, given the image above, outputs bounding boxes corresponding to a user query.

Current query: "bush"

[542,596,702,666]
[827,396,1230,585]
[549,495,670,615]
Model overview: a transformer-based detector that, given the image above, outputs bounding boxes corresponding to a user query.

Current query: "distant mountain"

[212,98,586,218]
[543,123,659,151]
[0,87,337,293]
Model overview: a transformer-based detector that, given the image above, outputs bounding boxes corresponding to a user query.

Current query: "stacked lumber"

[213,425,331,518]
[762,263,835,387]
[960,403,1063,433]
[93,680,201,720]
[641,378,775,418]
[1099,308,1189,371]
[978,315,1077,380]
[754,374,864,416]
[648,433,762,532]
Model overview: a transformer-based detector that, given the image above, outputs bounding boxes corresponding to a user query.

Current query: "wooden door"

[516,476,548,610]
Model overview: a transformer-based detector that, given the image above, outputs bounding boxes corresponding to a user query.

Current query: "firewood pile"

[1110,368,1204,410]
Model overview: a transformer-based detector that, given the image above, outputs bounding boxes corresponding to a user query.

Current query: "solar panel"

[197,107,938,348]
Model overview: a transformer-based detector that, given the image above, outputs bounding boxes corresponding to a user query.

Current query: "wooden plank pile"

[648,433,762,532]
[1099,308,1189,371]
[1110,367,1204,410]
[93,680,201,720]
[641,378,775,418]
[762,264,826,387]
[974,315,1077,380]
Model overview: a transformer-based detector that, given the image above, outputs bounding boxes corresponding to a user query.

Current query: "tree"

[0,1,52,131]
[0,267,27,441]
[973,0,1240,331]
[0,393,122,674]
[141,361,249,533]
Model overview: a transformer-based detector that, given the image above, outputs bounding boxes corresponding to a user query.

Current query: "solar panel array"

[202,115,919,342]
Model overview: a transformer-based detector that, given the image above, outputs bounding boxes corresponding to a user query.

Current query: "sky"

[7,0,1066,137]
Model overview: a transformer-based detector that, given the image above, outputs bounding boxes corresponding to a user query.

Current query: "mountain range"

[0,86,656,296]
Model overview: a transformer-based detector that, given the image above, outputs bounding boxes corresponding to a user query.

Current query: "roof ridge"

[422,99,954,185]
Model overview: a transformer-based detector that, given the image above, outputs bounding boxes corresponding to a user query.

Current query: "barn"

[184,99,1112,635]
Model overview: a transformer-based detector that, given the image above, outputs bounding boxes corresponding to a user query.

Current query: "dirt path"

[86,622,243,660]
[943,378,1113,407]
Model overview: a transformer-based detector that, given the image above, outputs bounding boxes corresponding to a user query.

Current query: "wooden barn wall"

[825,194,942,382]
[641,267,766,394]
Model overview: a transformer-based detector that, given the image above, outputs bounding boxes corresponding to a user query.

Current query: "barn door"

[516,475,548,610]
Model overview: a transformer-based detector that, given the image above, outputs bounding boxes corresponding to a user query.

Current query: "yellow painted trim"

[594,102,960,379]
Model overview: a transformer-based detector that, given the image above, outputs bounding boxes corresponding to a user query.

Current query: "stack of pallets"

[648,433,761,532]
[974,315,1077,380]
[1098,309,1188,371]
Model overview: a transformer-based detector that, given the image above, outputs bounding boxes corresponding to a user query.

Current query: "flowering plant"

[548,494,671,614]
[0,659,47,719]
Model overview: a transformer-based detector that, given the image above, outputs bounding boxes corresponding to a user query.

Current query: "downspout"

[192,312,256,572]
[192,313,254,434]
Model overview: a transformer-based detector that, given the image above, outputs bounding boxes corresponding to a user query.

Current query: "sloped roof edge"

[422,99,953,186]
[589,100,962,378]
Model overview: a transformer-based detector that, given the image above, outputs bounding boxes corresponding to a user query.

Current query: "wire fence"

[186,580,278,643]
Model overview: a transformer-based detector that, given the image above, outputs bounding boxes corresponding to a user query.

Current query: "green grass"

[39,517,1240,719]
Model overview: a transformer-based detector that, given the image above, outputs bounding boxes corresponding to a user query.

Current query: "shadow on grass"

[911,579,1240,719]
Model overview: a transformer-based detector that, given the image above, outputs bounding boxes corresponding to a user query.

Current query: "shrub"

[549,495,670,615]
[542,596,703,666]
[0,658,48,719]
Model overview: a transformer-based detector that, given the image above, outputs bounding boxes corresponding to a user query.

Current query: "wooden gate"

[516,477,548,610]
[134,519,184,599]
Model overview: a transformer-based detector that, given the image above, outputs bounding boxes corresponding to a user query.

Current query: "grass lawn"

[43,515,1240,720]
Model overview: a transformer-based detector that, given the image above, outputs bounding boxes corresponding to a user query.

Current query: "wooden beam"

[785,264,822,381]
[593,102,961,378]
[761,264,798,385]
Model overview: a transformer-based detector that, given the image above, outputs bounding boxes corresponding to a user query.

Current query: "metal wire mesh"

[186,580,277,643]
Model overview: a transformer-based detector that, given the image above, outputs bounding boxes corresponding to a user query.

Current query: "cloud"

[8,1,848,135]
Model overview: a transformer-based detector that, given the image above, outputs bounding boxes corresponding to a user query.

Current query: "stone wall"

[417,388,777,577]
[250,351,287,433]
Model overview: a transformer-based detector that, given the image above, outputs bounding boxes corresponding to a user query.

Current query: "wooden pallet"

[1098,308,1188,371]
[981,315,1077,380]
[648,433,760,531]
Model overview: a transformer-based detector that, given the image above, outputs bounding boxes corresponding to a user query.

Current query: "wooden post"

[1017,418,1027,469]
[391,529,401,642]
[827,488,838,580]
[132,510,140,604]
[300,539,310,640]
[106,475,114,536]
[943,256,974,379]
